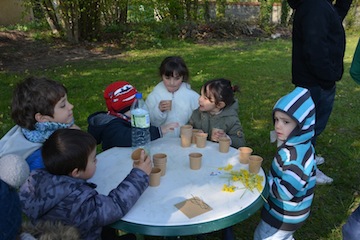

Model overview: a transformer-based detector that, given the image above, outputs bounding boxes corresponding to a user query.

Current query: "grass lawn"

[0,33,359,240]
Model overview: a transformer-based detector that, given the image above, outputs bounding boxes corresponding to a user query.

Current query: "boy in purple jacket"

[19,129,151,240]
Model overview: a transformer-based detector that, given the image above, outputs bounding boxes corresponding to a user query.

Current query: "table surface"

[89,137,268,236]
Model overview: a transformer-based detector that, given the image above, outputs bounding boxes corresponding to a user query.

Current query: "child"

[87,81,179,151]
[145,56,199,137]
[253,87,317,240]
[19,128,151,240]
[188,78,245,149]
[0,76,79,171]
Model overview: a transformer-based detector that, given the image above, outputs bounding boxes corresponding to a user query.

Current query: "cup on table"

[195,132,208,148]
[131,148,144,165]
[153,153,167,176]
[211,128,225,142]
[248,155,263,174]
[189,152,202,170]
[149,167,161,187]
[191,129,201,144]
[180,125,193,148]
[218,137,230,153]
[238,146,253,164]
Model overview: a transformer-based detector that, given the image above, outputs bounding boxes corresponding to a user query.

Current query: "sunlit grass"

[0,34,359,240]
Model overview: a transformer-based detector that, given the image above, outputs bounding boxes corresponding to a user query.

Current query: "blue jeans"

[342,206,360,240]
[254,220,295,240]
[307,85,336,146]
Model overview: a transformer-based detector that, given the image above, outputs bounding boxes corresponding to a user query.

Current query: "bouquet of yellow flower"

[219,164,266,201]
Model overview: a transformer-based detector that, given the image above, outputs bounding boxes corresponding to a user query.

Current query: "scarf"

[22,121,75,143]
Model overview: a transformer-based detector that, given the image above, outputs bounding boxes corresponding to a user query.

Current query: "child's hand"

[211,128,225,142]
[159,100,172,112]
[160,122,179,135]
[133,150,152,175]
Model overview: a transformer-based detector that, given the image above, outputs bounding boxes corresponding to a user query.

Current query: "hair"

[42,129,97,175]
[202,78,239,107]
[159,56,189,82]
[11,76,67,130]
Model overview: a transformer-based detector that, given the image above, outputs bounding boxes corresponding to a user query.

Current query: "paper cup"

[211,128,225,142]
[189,153,202,170]
[166,100,172,111]
[131,148,144,164]
[149,167,161,187]
[239,147,253,164]
[218,137,230,153]
[195,133,208,148]
[248,155,263,174]
[180,125,193,147]
[153,153,167,176]
[191,129,201,144]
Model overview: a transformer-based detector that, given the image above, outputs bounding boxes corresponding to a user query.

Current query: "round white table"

[89,137,268,236]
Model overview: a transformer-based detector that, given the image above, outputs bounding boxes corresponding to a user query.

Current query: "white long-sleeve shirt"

[145,82,199,137]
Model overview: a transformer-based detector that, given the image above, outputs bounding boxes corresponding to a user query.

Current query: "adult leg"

[307,85,336,146]
[307,85,336,184]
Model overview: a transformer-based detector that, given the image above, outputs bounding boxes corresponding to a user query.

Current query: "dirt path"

[0,30,123,72]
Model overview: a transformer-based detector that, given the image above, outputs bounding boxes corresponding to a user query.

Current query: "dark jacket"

[87,111,162,151]
[188,100,245,149]
[19,168,149,240]
[0,179,22,240]
[288,0,352,89]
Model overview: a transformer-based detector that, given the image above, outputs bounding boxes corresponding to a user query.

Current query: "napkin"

[175,196,212,219]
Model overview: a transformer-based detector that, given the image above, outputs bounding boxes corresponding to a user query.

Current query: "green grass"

[1,34,359,240]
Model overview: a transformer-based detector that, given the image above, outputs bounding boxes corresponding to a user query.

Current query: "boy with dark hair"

[19,128,151,240]
[0,76,80,171]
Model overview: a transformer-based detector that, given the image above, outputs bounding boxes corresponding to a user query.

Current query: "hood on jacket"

[21,221,80,240]
[273,87,315,146]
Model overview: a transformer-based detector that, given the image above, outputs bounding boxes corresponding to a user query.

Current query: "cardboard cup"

[153,153,167,176]
[239,147,253,164]
[195,133,208,148]
[248,155,263,174]
[191,129,201,144]
[166,100,172,111]
[218,137,230,153]
[149,167,161,187]
[131,148,144,164]
[211,128,225,142]
[189,153,202,170]
[180,125,193,148]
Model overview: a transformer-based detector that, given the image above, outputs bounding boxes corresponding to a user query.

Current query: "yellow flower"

[220,165,264,194]
[222,184,236,192]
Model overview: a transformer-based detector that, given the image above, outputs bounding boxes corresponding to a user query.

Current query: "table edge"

[110,179,269,236]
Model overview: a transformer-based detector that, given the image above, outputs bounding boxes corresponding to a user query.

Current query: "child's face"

[198,87,221,114]
[48,94,74,124]
[274,111,297,141]
[78,148,97,180]
[162,73,183,93]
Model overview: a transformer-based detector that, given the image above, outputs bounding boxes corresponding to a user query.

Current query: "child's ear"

[35,113,51,122]
[70,168,81,178]
[217,101,226,109]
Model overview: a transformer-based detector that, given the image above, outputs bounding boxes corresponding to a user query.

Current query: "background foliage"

[23,0,358,43]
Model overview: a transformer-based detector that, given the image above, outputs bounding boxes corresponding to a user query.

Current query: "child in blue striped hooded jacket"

[254,87,317,240]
